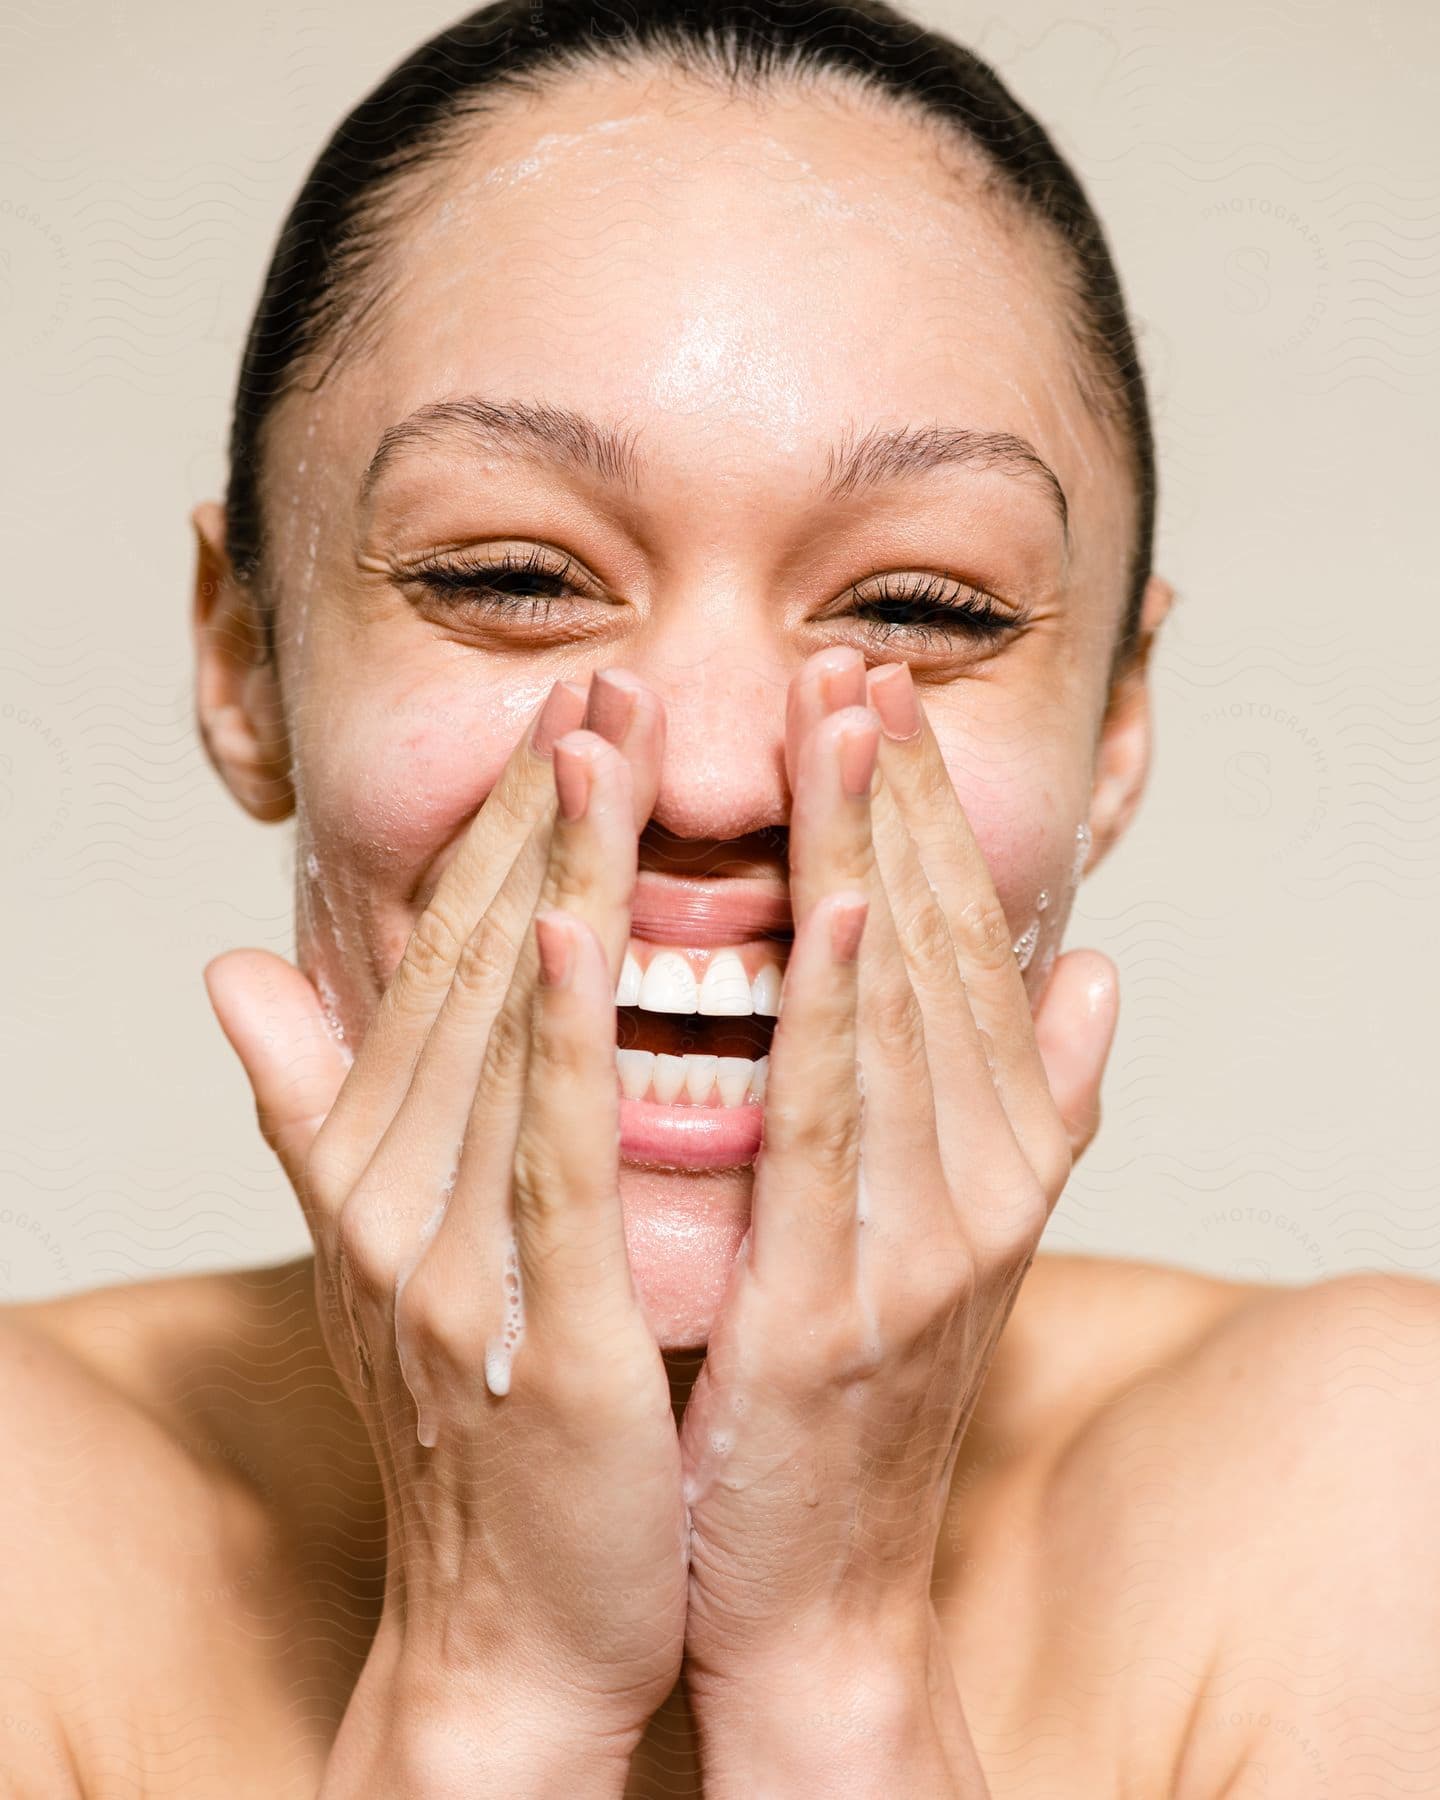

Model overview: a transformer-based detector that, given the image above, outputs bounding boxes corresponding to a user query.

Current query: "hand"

[205,674,687,1798]
[680,648,1120,1796]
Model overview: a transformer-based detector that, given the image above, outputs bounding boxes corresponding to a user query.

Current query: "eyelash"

[405,546,1028,647]
[843,571,1027,648]
[407,545,584,623]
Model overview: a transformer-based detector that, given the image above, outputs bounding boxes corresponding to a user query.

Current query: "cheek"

[930,714,1093,979]
[298,670,550,881]
[290,666,560,1020]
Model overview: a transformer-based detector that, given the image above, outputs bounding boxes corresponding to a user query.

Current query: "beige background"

[1,1,1436,1303]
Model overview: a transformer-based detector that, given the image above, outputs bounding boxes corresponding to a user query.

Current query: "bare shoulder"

[1024,1262,1440,1798]
[1160,1268,1440,1798]
[0,1268,333,1797]
[0,1305,115,1796]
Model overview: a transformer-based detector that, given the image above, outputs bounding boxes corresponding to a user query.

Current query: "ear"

[191,500,294,822]
[1083,574,1176,876]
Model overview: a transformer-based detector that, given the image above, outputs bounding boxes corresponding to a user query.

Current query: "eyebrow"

[359,396,1069,536]
[820,421,1068,537]
[360,397,645,503]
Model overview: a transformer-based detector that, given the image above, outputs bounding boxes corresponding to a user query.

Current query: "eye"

[838,571,1031,652]
[402,543,592,623]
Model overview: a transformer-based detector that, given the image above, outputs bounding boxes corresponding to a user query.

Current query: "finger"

[430,729,641,1265]
[317,677,587,1187]
[783,643,868,796]
[509,912,635,1339]
[346,675,663,1221]
[865,760,1053,1190]
[786,703,880,928]
[1032,949,1119,1165]
[867,659,1069,1189]
[584,666,667,831]
[203,949,352,1232]
[351,813,571,1254]
[789,705,958,1253]
[750,892,869,1301]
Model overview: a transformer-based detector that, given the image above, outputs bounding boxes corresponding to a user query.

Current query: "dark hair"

[226,0,1156,680]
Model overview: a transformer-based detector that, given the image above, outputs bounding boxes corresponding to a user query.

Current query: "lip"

[630,872,792,948]
[619,1093,764,1170]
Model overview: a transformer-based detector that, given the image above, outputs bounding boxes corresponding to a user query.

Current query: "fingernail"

[839,718,879,797]
[530,681,587,758]
[829,896,868,964]
[553,738,592,821]
[869,662,920,741]
[535,913,576,988]
[820,653,867,715]
[585,668,640,746]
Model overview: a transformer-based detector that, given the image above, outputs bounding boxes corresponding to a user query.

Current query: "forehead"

[301,65,1128,557]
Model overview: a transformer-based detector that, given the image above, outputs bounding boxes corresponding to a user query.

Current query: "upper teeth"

[616,946,782,1017]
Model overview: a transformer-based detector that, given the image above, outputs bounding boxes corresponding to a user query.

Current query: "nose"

[633,634,793,847]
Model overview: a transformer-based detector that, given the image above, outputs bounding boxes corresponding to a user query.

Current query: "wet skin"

[0,61,1436,1800]
[195,67,1152,1348]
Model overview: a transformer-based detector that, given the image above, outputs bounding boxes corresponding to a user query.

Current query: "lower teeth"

[615,1047,768,1107]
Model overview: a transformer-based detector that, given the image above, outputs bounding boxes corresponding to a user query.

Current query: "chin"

[619,1164,754,1350]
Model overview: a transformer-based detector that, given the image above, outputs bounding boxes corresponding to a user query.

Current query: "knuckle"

[892,1267,972,1353]
[510,1134,560,1219]
[394,1262,484,1373]
[868,977,928,1069]
[955,894,1014,974]
[804,1313,883,1384]
[527,998,607,1094]
[481,994,531,1090]
[894,1239,976,1343]
[835,829,879,892]
[543,855,603,913]
[452,912,522,1003]
[1033,1119,1075,1200]
[898,893,957,982]
[481,778,533,842]
[402,899,471,989]
[511,1133,613,1238]
[335,1192,401,1303]
[302,1126,349,1217]
[923,1231,978,1311]
[970,1169,1049,1276]
[917,754,956,813]
[769,1098,861,1183]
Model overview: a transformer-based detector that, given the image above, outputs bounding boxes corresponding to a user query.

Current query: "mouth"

[613,871,788,1171]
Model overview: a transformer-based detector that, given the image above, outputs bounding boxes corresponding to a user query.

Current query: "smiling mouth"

[614,938,779,1106]
[612,869,789,1168]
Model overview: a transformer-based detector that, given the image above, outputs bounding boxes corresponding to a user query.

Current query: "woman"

[4,2,1435,1794]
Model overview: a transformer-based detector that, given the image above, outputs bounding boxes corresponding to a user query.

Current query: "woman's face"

[204,67,1153,1347]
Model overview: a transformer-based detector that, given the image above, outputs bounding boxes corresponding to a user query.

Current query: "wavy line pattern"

[1,5,1438,1798]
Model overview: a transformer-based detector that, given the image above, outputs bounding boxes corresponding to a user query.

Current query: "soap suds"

[314,968,355,1067]
[1071,820,1092,886]
[1011,917,1040,973]
[483,1232,527,1398]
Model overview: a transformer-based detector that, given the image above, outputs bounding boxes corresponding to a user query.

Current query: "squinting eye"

[399,547,1029,652]
[842,572,1030,650]
[405,544,589,622]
